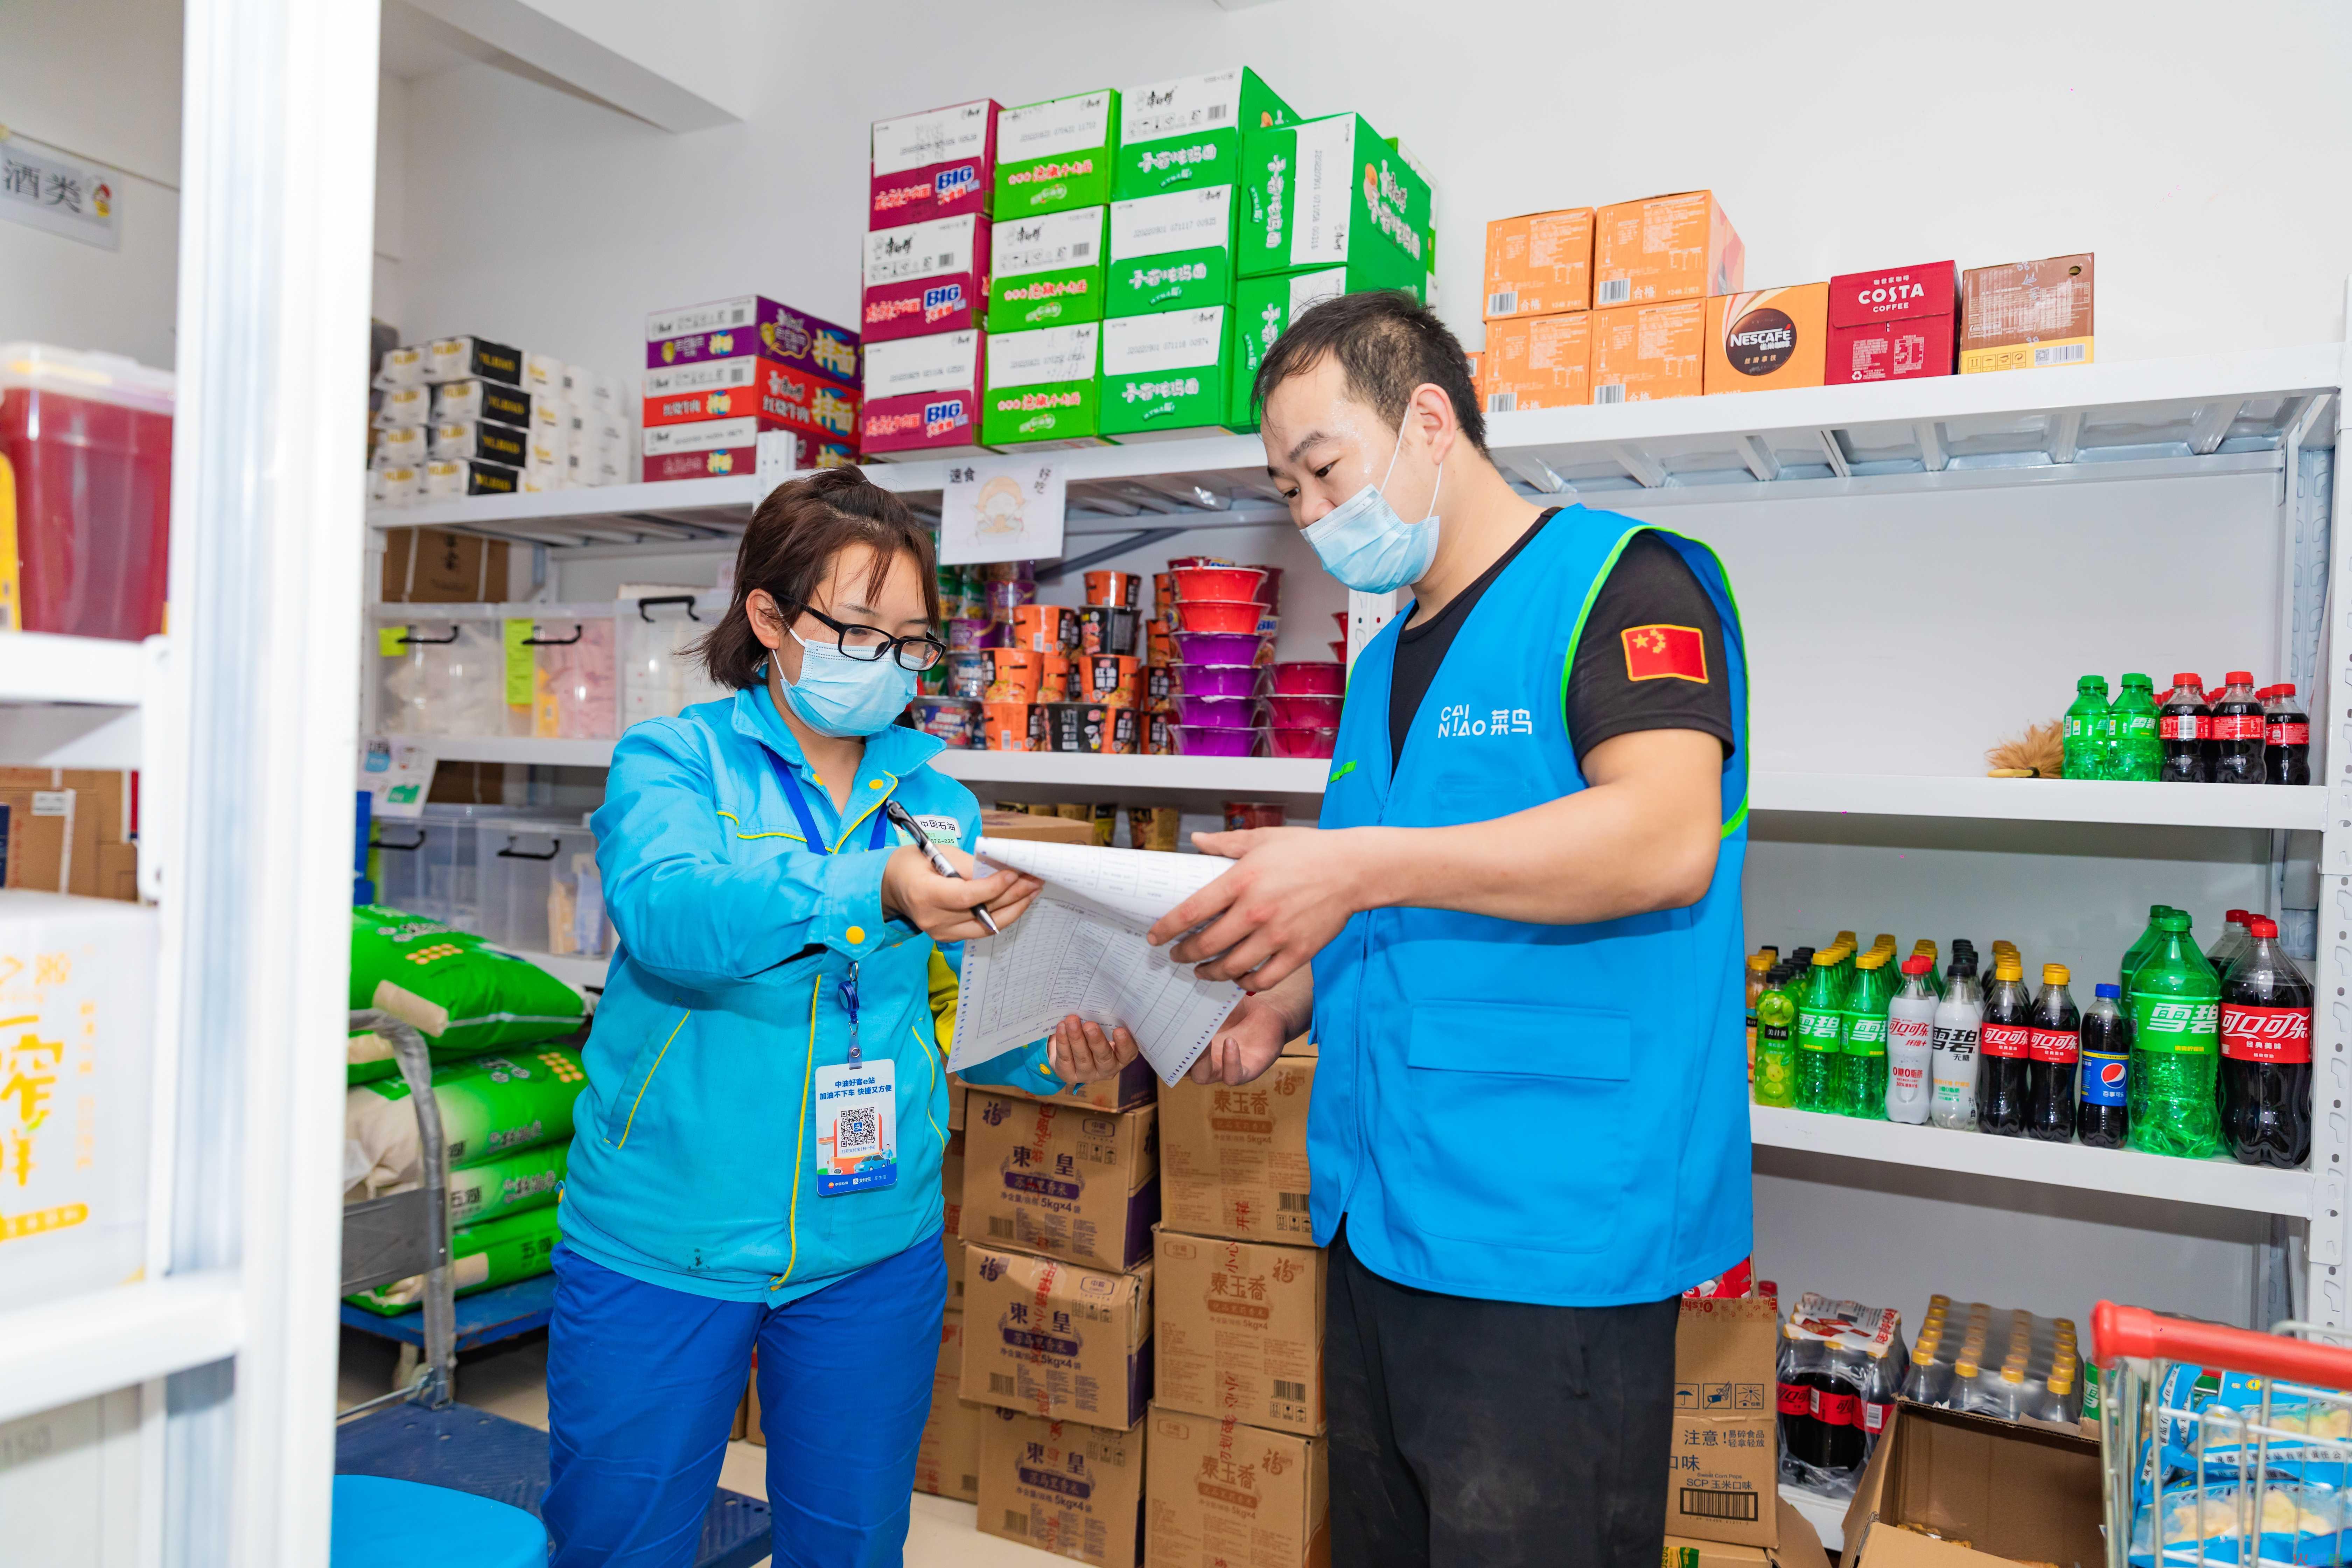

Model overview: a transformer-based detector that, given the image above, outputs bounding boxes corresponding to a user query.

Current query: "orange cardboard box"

[1590,300,1705,404]
[1704,284,1828,394]
[1593,190,1744,306]
[1483,207,1594,319]
[1480,312,1590,413]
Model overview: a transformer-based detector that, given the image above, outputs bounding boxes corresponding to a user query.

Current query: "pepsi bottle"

[2078,984,2130,1149]
[2219,916,2313,1168]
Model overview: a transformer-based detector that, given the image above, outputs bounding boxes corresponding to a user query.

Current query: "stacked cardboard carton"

[0,769,136,900]
[642,297,861,478]
[861,102,997,458]
[369,338,634,503]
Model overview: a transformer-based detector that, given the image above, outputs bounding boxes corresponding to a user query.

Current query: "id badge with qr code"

[813,1059,897,1196]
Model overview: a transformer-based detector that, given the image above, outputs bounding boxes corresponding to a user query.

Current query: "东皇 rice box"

[981,323,1106,449]
[1107,186,1236,318]
[987,207,1109,333]
[1100,307,1232,440]
[1230,264,1422,431]
[1238,114,1431,285]
[993,89,1118,219]
[1113,65,1295,201]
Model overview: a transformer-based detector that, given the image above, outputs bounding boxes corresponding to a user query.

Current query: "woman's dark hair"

[695,466,941,690]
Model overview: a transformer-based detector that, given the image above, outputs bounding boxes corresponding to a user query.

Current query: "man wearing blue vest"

[1148,290,1751,1567]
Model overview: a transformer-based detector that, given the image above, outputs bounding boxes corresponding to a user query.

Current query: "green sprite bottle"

[1840,951,1892,1119]
[2112,674,2162,782]
[2063,676,2112,779]
[2126,911,2224,1159]
[1754,964,1799,1108]
[1795,952,1847,1113]
[2119,905,2174,999]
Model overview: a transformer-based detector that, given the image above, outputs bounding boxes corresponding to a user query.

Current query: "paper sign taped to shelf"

[0,130,121,250]
[357,738,436,820]
[938,458,1065,566]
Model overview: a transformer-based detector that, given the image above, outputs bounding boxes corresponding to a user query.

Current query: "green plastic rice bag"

[343,1201,565,1315]
[344,1045,586,1199]
[346,1026,400,1086]
[446,1140,568,1229]
[351,904,585,1057]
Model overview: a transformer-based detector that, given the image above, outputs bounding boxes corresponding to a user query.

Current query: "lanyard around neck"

[766,750,890,855]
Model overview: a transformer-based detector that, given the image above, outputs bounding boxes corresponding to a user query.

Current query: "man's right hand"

[1189,990,1294,1085]
[880,844,1041,944]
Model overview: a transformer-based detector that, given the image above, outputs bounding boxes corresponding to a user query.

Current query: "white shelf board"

[1752,774,2327,831]
[0,1270,243,1424]
[369,472,765,549]
[1778,1483,1846,1552]
[935,750,1328,795]
[0,632,148,706]
[1751,1105,2313,1217]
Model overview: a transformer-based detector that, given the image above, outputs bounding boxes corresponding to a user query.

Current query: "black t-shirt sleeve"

[1563,531,1737,763]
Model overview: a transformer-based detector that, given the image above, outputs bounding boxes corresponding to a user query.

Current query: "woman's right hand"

[880,844,1042,944]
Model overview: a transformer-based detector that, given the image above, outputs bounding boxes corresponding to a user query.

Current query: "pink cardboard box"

[860,329,986,457]
[863,213,989,343]
[872,99,998,230]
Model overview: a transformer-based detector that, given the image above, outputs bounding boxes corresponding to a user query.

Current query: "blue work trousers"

[543,1236,946,1568]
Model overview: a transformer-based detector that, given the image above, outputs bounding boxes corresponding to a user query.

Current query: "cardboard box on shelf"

[859,330,985,458]
[644,296,862,387]
[995,90,1119,219]
[1114,66,1295,202]
[942,1129,966,1241]
[1481,311,1591,413]
[1154,1232,1324,1435]
[1664,1498,1831,1568]
[982,323,1107,449]
[1145,1407,1326,1568]
[1705,284,1828,394]
[1827,261,1958,384]
[1107,187,1238,319]
[976,1407,1147,1567]
[640,418,767,484]
[945,1232,968,1310]
[0,771,134,900]
[1484,207,1595,319]
[1592,191,1744,306]
[971,1054,1158,1114]
[863,212,989,344]
[1238,113,1431,283]
[916,1310,987,1502]
[961,1243,1154,1430]
[1842,1400,2101,1567]
[871,99,998,231]
[1590,299,1705,404]
[1100,307,1232,440]
[1959,254,2094,375]
[421,458,518,498]
[1230,264,1422,430]
[642,357,859,444]
[0,788,73,893]
[979,807,1098,845]
[1828,261,1958,329]
[1158,1056,1315,1243]
[988,206,1111,333]
[423,335,523,386]
[1668,1295,1780,1547]
[963,1091,1158,1273]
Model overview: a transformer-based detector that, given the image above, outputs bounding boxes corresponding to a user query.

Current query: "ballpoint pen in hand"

[882,798,999,935]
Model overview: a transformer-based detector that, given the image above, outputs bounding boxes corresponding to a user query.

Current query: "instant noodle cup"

[1035,701,1138,754]
[980,560,1037,582]
[1169,566,1266,603]
[1078,654,1142,705]
[1035,652,1074,702]
[1172,693,1263,728]
[984,579,1036,618]
[1268,694,1343,728]
[1084,570,1142,609]
[1144,710,1176,756]
[983,646,1039,700]
[1012,603,1080,654]
[1144,665,1176,705]
[1152,572,1175,618]
[1128,804,1182,849]
[1171,600,1265,636]
[1147,626,1176,666]
[1172,663,1260,699]
[947,616,994,652]
[944,651,992,699]
[981,700,1036,751]
[1172,631,1272,667]
[1074,604,1140,657]
[1269,726,1338,759]
[1271,662,1345,696]
[1223,801,1285,831]
[1173,724,1264,757]
[911,696,978,747]
[1246,566,1283,610]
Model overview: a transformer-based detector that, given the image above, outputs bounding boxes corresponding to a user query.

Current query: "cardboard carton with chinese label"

[1592,190,1744,307]
[988,206,1110,334]
[859,330,985,459]
[964,1090,1158,1272]
[644,296,861,388]
[1154,1231,1324,1436]
[1145,1406,1327,1568]
[1705,284,1828,394]
[1664,1498,1832,1568]
[1827,261,1958,384]
[1158,1056,1316,1244]
[982,323,1106,449]
[642,357,859,446]
[863,213,989,345]
[1100,307,1233,440]
[963,1242,1154,1430]
[945,1232,968,1309]
[640,418,767,484]
[1481,310,1591,413]
[1107,187,1237,318]
[1959,254,2094,375]
[1238,114,1431,285]
[1841,1401,2101,1568]
[995,90,1119,219]
[1114,66,1296,201]
[916,1310,988,1503]
[871,99,997,231]
[1230,265,1422,432]
[977,1407,1147,1567]
[1484,207,1594,319]
[1591,300,1705,404]
[1668,1295,1780,1547]
[964,1053,1157,1114]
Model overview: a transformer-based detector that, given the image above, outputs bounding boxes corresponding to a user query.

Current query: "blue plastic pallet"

[341,1273,558,1352]
[337,1402,772,1568]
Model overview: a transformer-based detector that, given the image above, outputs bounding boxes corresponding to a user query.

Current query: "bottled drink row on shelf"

[1746,907,2312,1168]
[2062,671,2310,784]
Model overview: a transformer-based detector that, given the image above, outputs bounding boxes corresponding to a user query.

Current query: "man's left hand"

[1146,826,1365,990]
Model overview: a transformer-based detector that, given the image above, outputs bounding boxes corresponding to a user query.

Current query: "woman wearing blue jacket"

[545,467,1137,1567]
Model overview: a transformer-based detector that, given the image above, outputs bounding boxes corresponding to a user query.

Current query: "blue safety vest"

[1309,506,1752,1306]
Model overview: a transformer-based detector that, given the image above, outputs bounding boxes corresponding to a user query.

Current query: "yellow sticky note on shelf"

[504,618,534,706]
[377,626,407,657]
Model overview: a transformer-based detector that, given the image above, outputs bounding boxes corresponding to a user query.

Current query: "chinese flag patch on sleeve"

[1621,624,1709,684]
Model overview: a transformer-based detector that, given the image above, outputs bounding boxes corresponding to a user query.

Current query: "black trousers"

[1325,1222,1681,1568]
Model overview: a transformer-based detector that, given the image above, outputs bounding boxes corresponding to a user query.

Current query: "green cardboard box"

[993,89,1118,219]
[1113,66,1295,201]
[987,206,1108,333]
[1100,306,1232,440]
[1107,186,1236,318]
[981,322,1105,449]
[1239,113,1433,283]
[1228,265,1423,434]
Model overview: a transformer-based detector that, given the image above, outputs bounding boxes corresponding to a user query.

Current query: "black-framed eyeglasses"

[798,604,947,672]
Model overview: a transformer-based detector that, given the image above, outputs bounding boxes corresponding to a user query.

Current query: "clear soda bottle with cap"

[1795,952,1846,1114]
[1840,952,1892,1118]
[2206,909,2251,980]
[2160,674,2211,782]
[1885,955,1938,1124]
[2026,962,2080,1143]
[2219,915,2313,1168]
[1930,957,1982,1131]
[2062,676,2111,779]
[2210,671,2267,783]
[2264,684,2311,785]
[2127,911,2224,1158]
[1977,955,2032,1137]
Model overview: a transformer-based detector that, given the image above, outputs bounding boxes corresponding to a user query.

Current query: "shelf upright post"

[2307,277,2352,1328]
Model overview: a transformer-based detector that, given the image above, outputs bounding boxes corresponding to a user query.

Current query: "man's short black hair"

[1250,289,1486,452]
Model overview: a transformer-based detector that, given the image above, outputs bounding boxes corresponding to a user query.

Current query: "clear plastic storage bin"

[368,802,520,930]
[371,603,514,737]
[620,592,727,729]
[477,818,612,958]
[520,603,620,740]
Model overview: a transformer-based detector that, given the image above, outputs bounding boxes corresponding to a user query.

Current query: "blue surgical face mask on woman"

[776,628,916,738]
[1300,405,1443,595]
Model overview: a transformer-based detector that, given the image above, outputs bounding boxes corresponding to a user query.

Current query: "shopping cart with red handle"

[2094,1301,2352,1566]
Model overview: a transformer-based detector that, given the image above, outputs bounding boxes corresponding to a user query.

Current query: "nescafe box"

[1827,315,1957,384]
[863,213,990,344]
[870,99,997,231]
[859,329,986,458]
[1828,261,1957,329]
[644,297,861,389]
[1704,284,1827,394]
[1961,254,2095,374]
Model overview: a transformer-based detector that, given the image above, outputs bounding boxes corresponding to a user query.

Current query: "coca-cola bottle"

[2265,684,2311,786]
[2026,963,2080,1143]
[2219,916,2313,1168]
[2160,674,2211,783]
[2210,671,2268,784]
[1977,957,2032,1137]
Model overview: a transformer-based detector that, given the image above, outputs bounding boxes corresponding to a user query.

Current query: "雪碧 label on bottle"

[2130,997,2219,1055]
[2220,1005,2312,1064]
[1980,1023,2030,1059]
[1795,1011,1842,1052]
[2027,1028,2078,1065]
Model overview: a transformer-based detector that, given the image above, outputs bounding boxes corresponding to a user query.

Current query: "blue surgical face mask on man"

[776,629,916,738]
[1300,405,1443,595]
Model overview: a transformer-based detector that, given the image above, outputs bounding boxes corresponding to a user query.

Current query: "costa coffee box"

[1482,310,1591,412]
[422,335,523,386]
[1960,253,2094,374]
[870,98,997,230]
[1484,208,1595,319]
[983,323,1106,449]
[1828,316,1957,384]
[964,1091,1158,1273]
[1114,66,1296,201]
[1158,1057,1316,1243]
[1592,191,1744,306]
[643,296,861,388]
[961,1243,1154,1430]
[1704,284,1828,394]
[988,206,1110,333]
[1154,1232,1325,1435]
[1100,307,1232,440]
[1107,186,1237,318]
[642,357,859,443]
[976,1408,1147,1566]
[1589,299,1705,404]
[1230,264,1421,432]
[1828,261,1957,329]
[1145,1408,1327,1568]
[1237,113,1431,283]
[994,89,1119,219]
[859,329,985,458]
[915,1311,987,1502]
[863,212,989,343]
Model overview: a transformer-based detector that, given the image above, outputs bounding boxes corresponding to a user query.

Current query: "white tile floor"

[336,1329,1055,1567]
